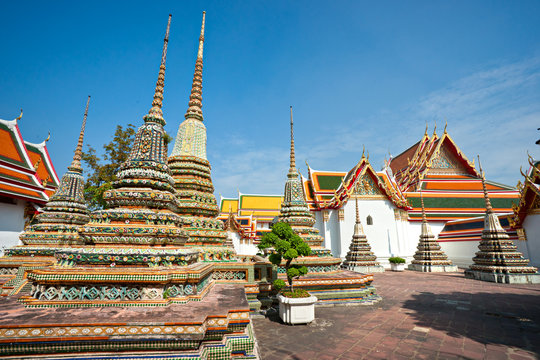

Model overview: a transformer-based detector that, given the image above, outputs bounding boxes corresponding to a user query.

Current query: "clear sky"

[2,1,540,198]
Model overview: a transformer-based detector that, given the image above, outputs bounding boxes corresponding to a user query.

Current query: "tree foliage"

[81,124,137,210]
[258,222,311,291]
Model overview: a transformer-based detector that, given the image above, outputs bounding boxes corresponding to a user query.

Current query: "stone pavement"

[253,269,540,360]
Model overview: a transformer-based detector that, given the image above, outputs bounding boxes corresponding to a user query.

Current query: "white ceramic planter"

[390,263,406,271]
[278,294,317,325]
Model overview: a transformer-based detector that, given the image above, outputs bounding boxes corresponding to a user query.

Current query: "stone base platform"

[0,284,258,359]
[408,264,458,272]
[343,265,385,273]
[464,269,540,284]
[279,270,380,306]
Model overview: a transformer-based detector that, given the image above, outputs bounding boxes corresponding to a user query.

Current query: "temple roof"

[0,114,58,204]
[438,214,518,243]
[304,156,410,210]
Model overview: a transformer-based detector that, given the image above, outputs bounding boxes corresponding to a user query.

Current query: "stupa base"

[343,265,385,273]
[0,284,259,359]
[408,264,458,272]
[464,269,540,284]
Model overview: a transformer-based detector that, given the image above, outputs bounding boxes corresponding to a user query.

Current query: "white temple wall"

[327,210,342,258]
[0,199,25,254]
[438,241,477,268]
[519,214,540,267]
[228,231,258,256]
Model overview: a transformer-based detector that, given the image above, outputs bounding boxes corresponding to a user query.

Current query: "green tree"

[258,222,311,292]
[81,124,137,210]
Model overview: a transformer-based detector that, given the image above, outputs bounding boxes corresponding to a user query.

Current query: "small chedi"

[408,190,457,272]
[342,197,384,273]
[168,12,229,251]
[0,97,92,296]
[273,107,378,305]
[465,157,540,284]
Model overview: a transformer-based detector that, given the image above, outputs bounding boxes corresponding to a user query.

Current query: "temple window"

[367,215,373,225]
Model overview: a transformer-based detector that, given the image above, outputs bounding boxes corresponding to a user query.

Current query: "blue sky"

[1,1,540,197]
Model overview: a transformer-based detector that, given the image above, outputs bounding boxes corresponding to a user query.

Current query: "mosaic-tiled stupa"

[0,97,92,296]
[1,15,258,359]
[273,107,378,305]
[19,15,209,308]
[168,12,228,249]
[408,190,457,272]
[465,157,540,284]
[342,197,384,273]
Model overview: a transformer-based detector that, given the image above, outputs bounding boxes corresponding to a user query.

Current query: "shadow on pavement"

[402,291,540,355]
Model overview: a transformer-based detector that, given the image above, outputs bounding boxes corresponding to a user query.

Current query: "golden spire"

[69,96,91,171]
[289,106,296,170]
[477,155,493,214]
[145,14,171,125]
[185,11,206,121]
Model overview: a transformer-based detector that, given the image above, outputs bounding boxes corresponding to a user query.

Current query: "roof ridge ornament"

[443,118,448,134]
[144,14,171,126]
[68,96,91,172]
[185,11,206,121]
[477,155,493,214]
[15,109,23,121]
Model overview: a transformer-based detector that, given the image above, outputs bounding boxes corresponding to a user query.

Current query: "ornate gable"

[429,146,471,175]
[353,173,383,196]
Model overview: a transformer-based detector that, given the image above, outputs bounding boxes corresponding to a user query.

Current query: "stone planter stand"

[390,263,406,272]
[278,294,318,325]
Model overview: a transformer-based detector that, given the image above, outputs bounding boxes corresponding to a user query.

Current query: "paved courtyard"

[253,269,540,360]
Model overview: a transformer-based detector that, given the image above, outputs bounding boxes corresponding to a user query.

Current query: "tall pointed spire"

[68,96,90,172]
[145,14,171,126]
[419,188,433,237]
[289,106,296,172]
[353,197,364,236]
[477,155,493,214]
[185,11,206,121]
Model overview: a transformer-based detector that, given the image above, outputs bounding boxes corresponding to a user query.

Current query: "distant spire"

[420,188,427,223]
[477,155,493,214]
[185,11,206,121]
[289,106,296,170]
[69,96,91,171]
[353,196,364,236]
[145,14,171,125]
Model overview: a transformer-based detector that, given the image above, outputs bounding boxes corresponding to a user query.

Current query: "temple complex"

[408,190,457,272]
[221,126,521,268]
[465,158,540,283]
[0,97,91,296]
[341,197,384,273]
[0,111,59,250]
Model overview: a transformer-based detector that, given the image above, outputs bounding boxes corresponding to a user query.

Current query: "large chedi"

[278,107,339,268]
[408,191,457,272]
[168,12,227,247]
[80,17,187,247]
[465,158,540,284]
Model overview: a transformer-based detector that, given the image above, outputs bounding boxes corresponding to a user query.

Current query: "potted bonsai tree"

[258,222,317,324]
[389,256,406,271]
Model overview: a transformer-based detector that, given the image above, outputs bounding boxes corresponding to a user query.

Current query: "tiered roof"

[0,112,59,204]
[389,127,519,221]
[304,154,410,210]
